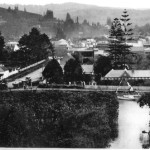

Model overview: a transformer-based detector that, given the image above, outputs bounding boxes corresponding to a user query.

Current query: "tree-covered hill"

[0,6,109,41]
[1,3,150,41]
[1,2,150,26]
[0,7,42,41]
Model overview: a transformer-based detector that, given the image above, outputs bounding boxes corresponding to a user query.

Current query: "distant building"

[61,64,93,75]
[54,39,70,49]
[69,47,94,64]
[130,47,144,54]
[96,41,109,51]
[6,41,19,51]
[127,40,143,47]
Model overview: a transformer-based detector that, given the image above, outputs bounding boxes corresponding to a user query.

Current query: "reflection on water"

[110,100,150,149]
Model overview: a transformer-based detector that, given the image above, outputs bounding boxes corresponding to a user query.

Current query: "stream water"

[110,100,150,149]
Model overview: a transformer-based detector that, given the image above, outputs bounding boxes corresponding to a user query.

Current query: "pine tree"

[108,10,134,69]
[120,9,134,68]
[108,18,125,69]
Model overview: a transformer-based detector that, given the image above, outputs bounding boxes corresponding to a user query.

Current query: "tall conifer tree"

[108,10,133,69]
[120,9,134,68]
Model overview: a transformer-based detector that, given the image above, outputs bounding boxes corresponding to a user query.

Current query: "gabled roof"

[105,69,125,78]
[105,69,150,78]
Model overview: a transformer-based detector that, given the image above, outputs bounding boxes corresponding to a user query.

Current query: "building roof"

[94,50,109,56]
[55,39,69,47]
[144,48,150,52]
[82,65,93,74]
[61,64,93,74]
[130,47,144,52]
[105,69,150,78]
[69,47,93,52]
[0,66,8,72]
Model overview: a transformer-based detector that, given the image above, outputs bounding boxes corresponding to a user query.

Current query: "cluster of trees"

[0,28,54,68]
[0,90,118,147]
[42,58,84,84]
[18,27,53,64]
[55,12,108,40]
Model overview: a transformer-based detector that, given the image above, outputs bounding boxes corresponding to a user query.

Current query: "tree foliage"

[0,90,119,147]
[0,32,5,61]
[94,56,112,81]
[18,27,53,65]
[64,58,83,83]
[138,93,150,108]
[42,59,63,84]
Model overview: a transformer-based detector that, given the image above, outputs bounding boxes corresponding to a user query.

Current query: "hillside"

[1,3,150,26]
[0,7,42,41]
[0,6,110,41]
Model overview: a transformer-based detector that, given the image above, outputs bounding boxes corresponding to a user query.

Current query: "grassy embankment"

[0,90,118,148]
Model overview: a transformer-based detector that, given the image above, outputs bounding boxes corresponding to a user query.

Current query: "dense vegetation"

[64,58,83,83]
[1,27,53,69]
[94,55,112,82]
[0,90,118,148]
[138,93,150,148]
[18,27,53,64]
[138,93,150,107]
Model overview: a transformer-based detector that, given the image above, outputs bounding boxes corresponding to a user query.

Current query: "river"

[110,100,150,149]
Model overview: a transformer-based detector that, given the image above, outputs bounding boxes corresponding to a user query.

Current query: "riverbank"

[0,90,118,148]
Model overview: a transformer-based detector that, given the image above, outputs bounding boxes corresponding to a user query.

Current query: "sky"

[1,0,150,9]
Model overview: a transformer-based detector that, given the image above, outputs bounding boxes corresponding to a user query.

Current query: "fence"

[85,85,150,92]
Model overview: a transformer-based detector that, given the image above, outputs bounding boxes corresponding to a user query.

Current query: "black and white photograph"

[0,0,150,148]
